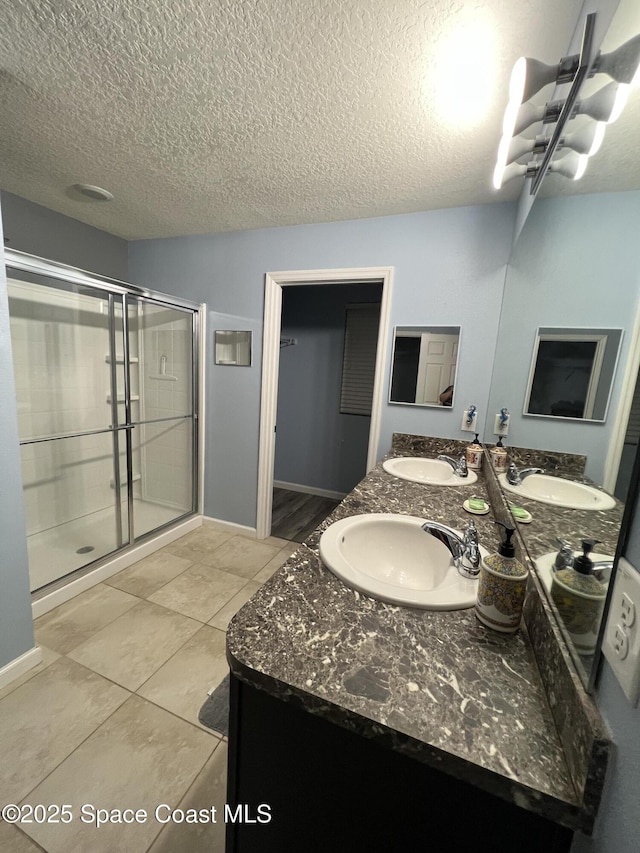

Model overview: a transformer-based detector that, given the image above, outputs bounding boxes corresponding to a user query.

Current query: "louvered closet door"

[340,303,380,416]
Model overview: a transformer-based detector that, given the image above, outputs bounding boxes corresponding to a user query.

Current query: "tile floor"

[0,524,297,853]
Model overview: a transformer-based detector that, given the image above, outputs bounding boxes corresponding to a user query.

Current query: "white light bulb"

[589,122,606,156]
[609,83,630,123]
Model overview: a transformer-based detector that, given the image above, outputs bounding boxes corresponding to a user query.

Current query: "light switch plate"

[461,410,477,432]
[493,414,509,435]
[603,557,640,706]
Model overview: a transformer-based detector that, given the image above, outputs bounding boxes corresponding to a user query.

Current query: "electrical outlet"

[612,624,629,659]
[621,592,635,628]
[461,410,477,432]
[603,557,640,705]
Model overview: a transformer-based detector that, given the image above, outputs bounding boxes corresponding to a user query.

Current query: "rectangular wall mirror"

[524,327,623,422]
[215,330,252,366]
[389,325,460,407]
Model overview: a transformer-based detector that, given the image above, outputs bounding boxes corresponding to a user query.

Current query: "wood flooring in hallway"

[271,488,341,543]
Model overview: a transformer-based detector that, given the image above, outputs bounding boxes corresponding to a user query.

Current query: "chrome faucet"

[421,519,480,579]
[554,538,575,570]
[552,538,613,582]
[437,454,468,478]
[506,462,544,486]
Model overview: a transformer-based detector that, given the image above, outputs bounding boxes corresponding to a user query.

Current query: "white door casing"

[256,267,394,539]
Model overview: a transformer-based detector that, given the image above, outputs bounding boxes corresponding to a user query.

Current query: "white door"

[415,333,459,405]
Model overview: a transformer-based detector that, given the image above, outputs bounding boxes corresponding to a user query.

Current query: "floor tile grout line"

[33,581,258,694]
[13,683,218,820]
[141,572,260,626]
[102,557,197,600]
[129,687,227,740]
[11,824,49,853]
[132,620,229,695]
[141,738,227,853]
[13,673,135,808]
[59,655,224,740]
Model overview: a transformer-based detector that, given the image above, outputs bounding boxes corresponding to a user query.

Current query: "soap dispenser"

[550,539,607,655]
[475,521,528,633]
[489,436,508,473]
[465,433,484,470]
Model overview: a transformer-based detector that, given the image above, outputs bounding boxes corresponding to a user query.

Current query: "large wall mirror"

[485,0,640,691]
[389,326,460,407]
[524,327,623,421]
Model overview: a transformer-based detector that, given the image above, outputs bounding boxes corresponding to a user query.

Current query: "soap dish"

[509,503,532,524]
[463,497,490,515]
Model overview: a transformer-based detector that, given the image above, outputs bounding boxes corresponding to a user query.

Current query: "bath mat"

[198,673,230,736]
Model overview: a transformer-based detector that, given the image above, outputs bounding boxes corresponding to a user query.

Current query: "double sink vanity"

[225,433,617,853]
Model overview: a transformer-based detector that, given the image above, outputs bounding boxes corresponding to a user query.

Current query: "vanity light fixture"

[493,13,640,195]
[507,33,640,111]
[493,13,596,194]
[494,151,588,190]
[511,81,627,136]
[494,16,640,195]
[497,121,606,170]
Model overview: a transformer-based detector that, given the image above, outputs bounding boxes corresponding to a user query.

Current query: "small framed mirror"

[389,325,460,407]
[523,327,623,422]
[215,330,252,366]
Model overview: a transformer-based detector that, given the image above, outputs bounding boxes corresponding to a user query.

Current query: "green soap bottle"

[550,539,607,655]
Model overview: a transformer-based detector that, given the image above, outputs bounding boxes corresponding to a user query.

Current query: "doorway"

[256,267,394,540]
[272,283,382,540]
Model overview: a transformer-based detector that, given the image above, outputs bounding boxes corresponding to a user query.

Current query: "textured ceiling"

[0,0,635,240]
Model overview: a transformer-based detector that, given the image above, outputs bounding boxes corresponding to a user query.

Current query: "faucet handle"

[554,538,575,570]
[463,519,478,545]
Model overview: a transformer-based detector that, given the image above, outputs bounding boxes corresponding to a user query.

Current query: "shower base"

[28,499,186,593]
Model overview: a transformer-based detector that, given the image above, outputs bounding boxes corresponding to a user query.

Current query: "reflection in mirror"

[215,330,252,366]
[486,0,640,689]
[524,327,622,421]
[389,326,460,407]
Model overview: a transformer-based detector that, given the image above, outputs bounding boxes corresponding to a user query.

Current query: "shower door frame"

[5,248,202,597]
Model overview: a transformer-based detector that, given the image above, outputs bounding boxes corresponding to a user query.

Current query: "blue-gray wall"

[487,191,640,483]
[130,203,514,527]
[1,190,128,280]
[0,210,35,669]
[275,283,381,495]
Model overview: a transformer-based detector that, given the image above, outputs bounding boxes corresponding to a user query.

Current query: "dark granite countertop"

[227,438,588,831]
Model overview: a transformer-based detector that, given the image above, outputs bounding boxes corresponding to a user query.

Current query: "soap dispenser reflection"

[550,539,607,655]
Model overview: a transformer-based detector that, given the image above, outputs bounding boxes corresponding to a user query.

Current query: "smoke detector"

[69,183,114,202]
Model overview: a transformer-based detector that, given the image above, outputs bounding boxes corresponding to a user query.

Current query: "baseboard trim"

[32,515,202,619]
[0,646,43,692]
[274,480,346,501]
[202,516,258,538]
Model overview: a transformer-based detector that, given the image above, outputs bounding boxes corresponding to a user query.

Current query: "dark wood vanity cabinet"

[225,674,574,853]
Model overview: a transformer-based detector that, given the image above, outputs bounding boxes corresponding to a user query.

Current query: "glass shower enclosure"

[5,250,200,595]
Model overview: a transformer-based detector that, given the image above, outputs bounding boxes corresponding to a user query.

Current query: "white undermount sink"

[383,457,478,486]
[319,513,487,609]
[498,473,615,511]
[535,551,614,592]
